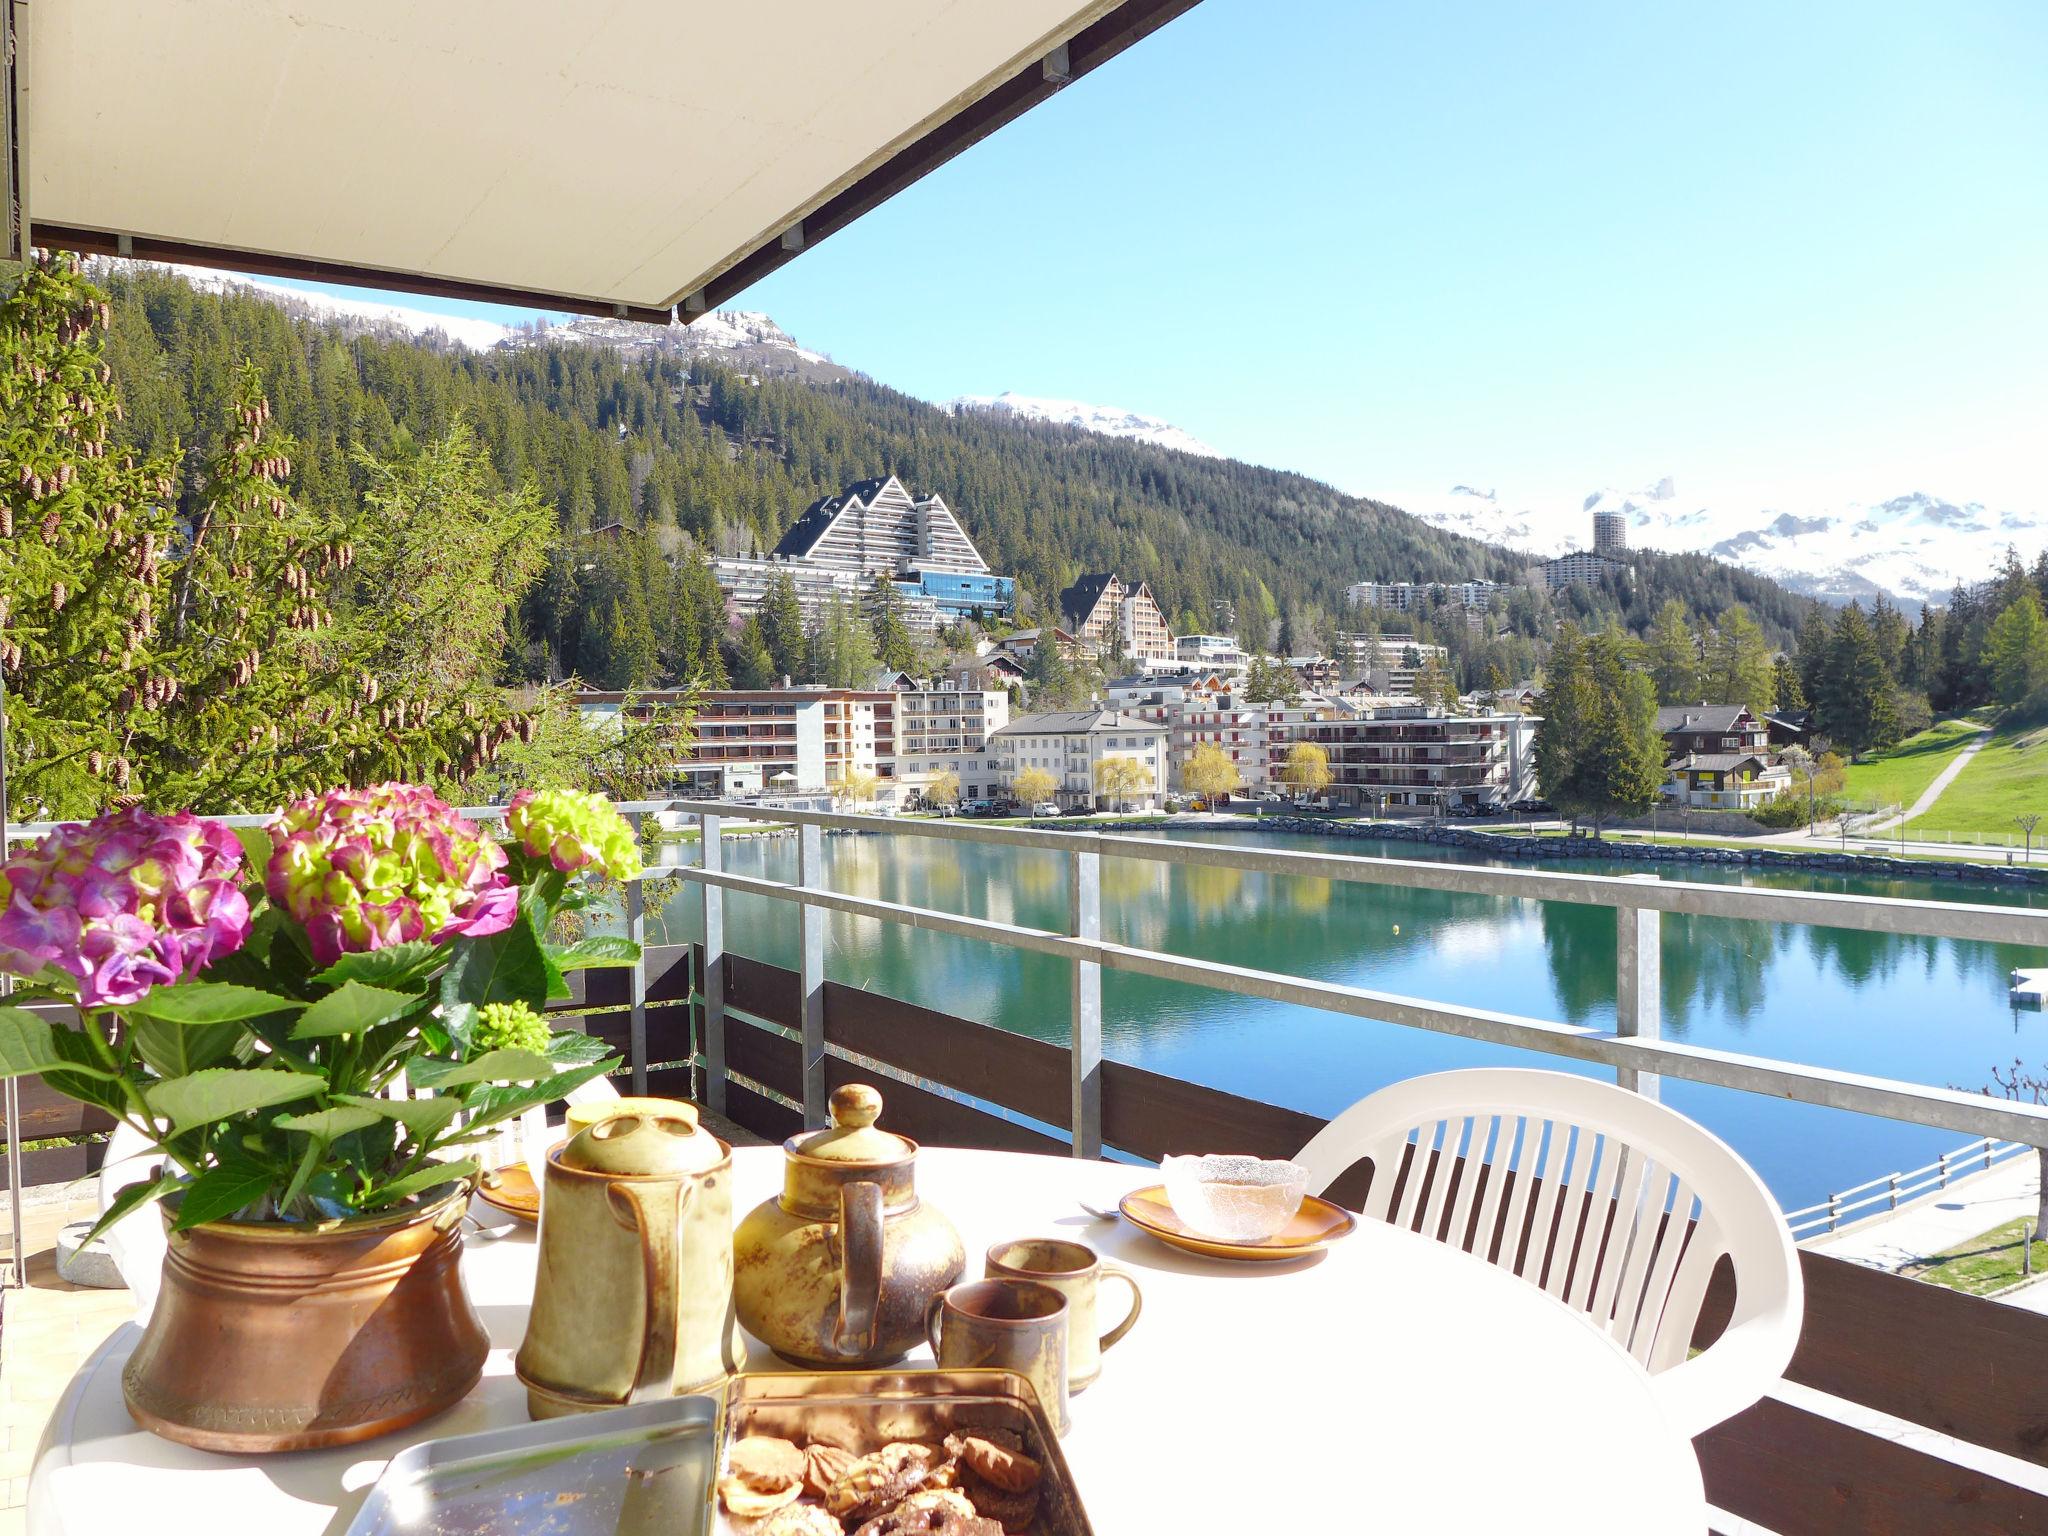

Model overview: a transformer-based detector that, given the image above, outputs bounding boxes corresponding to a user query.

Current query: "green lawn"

[1899,1214,2048,1297]
[1839,716,1987,812]
[1908,722,2048,840]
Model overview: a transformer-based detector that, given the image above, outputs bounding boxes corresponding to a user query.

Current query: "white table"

[29,1145,1707,1533]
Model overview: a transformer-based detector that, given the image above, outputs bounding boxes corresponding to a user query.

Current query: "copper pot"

[122,1184,488,1453]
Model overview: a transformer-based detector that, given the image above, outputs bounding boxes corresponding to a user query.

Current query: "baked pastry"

[824,1443,935,1522]
[955,1471,1037,1535]
[720,1473,805,1519]
[803,1443,859,1498]
[731,1437,808,1490]
[952,1436,1039,1495]
[850,1495,1001,1536]
[756,1504,847,1536]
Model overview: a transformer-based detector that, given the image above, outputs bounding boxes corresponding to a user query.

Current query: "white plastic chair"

[95,1121,168,1318]
[1295,1068,1801,1436]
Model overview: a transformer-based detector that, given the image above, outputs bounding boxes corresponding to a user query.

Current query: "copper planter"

[122,1186,488,1453]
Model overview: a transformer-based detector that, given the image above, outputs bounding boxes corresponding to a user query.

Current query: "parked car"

[1471,802,1505,817]
[1445,803,1476,818]
[933,804,959,818]
[1509,798,1555,815]
[1030,801,1062,818]
[962,800,996,817]
[1254,790,1284,803]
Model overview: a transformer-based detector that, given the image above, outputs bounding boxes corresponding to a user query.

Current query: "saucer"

[1117,1184,1356,1261]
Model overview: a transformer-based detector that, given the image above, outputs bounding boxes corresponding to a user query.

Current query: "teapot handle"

[832,1180,885,1358]
[608,1179,691,1402]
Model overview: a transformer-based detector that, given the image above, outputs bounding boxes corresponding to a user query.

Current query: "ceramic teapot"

[733,1084,964,1366]
[515,1103,743,1417]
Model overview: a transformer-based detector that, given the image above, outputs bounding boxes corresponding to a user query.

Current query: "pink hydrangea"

[505,788,642,880]
[266,783,516,965]
[0,807,251,1009]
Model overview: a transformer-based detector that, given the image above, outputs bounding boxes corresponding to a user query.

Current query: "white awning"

[14,0,1194,321]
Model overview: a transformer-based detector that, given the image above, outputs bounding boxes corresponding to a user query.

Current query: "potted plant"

[0,782,644,1451]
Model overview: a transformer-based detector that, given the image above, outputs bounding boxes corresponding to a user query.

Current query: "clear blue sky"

[267,0,2046,523]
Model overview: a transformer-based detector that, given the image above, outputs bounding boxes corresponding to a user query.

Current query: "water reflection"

[656,830,2046,1208]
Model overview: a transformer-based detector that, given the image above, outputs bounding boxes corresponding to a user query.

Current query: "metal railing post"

[798,822,828,1126]
[1615,876,1662,1098]
[625,812,647,1095]
[699,812,727,1115]
[1069,848,1103,1159]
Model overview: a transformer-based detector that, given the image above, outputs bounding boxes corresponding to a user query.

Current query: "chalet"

[1663,751,1793,812]
[1057,573,1174,665]
[1655,704,1770,758]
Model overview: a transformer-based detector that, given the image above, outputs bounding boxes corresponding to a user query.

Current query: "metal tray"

[719,1369,1093,1536]
[345,1394,721,1536]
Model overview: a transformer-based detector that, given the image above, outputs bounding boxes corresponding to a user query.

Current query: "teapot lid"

[562,1102,721,1176]
[796,1084,910,1163]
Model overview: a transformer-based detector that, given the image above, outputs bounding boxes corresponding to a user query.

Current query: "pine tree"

[870,577,918,672]
[1533,624,1663,832]
[1818,603,1901,753]
[731,615,777,689]
[1701,604,1776,714]
[1985,591,2048,714]
[1794,605,1834,712]
[1772,655,1805,712]
[758,571,806,682]
[1647,599,1700,704]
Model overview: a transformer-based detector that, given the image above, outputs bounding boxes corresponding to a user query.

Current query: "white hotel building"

[990,710,1169,810]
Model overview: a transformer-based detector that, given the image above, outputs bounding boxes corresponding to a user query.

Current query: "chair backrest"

[1295,1067,1802,1436]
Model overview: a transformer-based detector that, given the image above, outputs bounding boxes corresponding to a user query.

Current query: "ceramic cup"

[983,1238,1142,1392]
[925,1279,1071,1436]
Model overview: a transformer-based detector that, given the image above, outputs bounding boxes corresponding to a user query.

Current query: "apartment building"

[1105,675,1344,793]
[1058,572,1175,665]
[1171,634,1249,675]
[1291,705,1538,810]
[893,687,1011,804]
[1345,580,1502,614]
[1333,634,1450,696]
[1593,509,1628,557]
[623,689,896,800]
[990,709,1169,810]
[712,474,1017,631]
[1541,550,1628,592]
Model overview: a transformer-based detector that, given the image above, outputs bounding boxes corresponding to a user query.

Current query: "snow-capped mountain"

[946,392,1219,458]
[1405,478,2042,609]
[125,263,852,381]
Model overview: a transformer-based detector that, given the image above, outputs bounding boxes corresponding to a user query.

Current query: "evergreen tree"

[1870,596,1910,680]
[1817,603,1901,753]
[1794,605,1834,711]
[757,571,806,682]
[731,616,777,689]
[1771,655,1805,712]
[1647,599,1700,704]
[870,577,918,673]
[1701,604,1776,714]
[1533,624,1664,832]
[1985,590,2048,715]
[807,597,878,688]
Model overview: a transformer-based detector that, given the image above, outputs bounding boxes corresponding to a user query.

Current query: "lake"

[649,827,2048,1212]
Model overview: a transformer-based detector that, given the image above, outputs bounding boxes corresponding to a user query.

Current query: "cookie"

[757,1504,847,1536]
[953,1436,1040,1494]
[804,1443,859,1498]
[825,1442,934,1521]
[719,1473,804,1519]
[956,1470,1038,1535]
[731,1436,807,1490]
[851,1496,1001,1536]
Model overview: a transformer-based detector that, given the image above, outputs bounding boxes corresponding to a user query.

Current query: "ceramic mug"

[925,1279,1071,1436]
[984,1238,1142,1392]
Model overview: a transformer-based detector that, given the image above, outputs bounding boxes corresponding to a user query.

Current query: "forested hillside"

[96,263,1815,692]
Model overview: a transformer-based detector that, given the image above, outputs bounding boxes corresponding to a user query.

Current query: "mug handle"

[833,1180,885,1358]
[1097,1264,1143,1353]
[608,1178,691,1402]
[924,1292,948,1361]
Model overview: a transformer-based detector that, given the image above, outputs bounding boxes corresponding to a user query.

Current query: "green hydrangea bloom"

[472,1000,551,1056]
[505,788,642,880]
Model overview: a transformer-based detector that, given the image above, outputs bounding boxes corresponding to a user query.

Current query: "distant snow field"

[947,391,1221,457]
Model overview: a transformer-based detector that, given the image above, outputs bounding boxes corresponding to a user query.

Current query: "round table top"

[29,1143,1706,1534]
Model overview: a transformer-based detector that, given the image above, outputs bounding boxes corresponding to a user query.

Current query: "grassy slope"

[1901,1215,2048,1298]
[1839,716,1987,812]
[1909,722,2048,837]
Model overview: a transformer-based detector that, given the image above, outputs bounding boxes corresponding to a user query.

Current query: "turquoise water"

[650,829,2046,1211]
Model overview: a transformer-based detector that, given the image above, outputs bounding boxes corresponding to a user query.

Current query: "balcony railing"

[8,800,2048,1530]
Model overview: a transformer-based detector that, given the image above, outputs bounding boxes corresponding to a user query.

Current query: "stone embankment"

[1109,815,2048,889]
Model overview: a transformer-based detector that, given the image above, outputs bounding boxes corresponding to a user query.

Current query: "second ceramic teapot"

[733,1084,964,1366]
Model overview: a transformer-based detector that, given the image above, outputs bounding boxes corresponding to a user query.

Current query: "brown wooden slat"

[822,1058,1068,1157]
[727,1018,803,1102]
[723,1079,805,1143]
[1697,1395,2048,1534]
[14,1139,108,1188]
[1,1075,119,1143]
[1776,1251,2048,1467]
[822,983,1070,1131]
[723,953,801,1028]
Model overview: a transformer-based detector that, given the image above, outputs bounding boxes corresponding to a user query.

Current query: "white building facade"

[893,687,1011,805]
[991,709,1169,810]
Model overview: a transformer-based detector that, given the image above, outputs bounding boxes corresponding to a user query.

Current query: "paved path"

[1808,1153,2039,1273]
[1866,725,1994,833]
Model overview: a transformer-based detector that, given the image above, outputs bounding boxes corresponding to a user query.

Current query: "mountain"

[139,263,854,382]
[1405,478,2041,611]
[945,391,1220,457]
